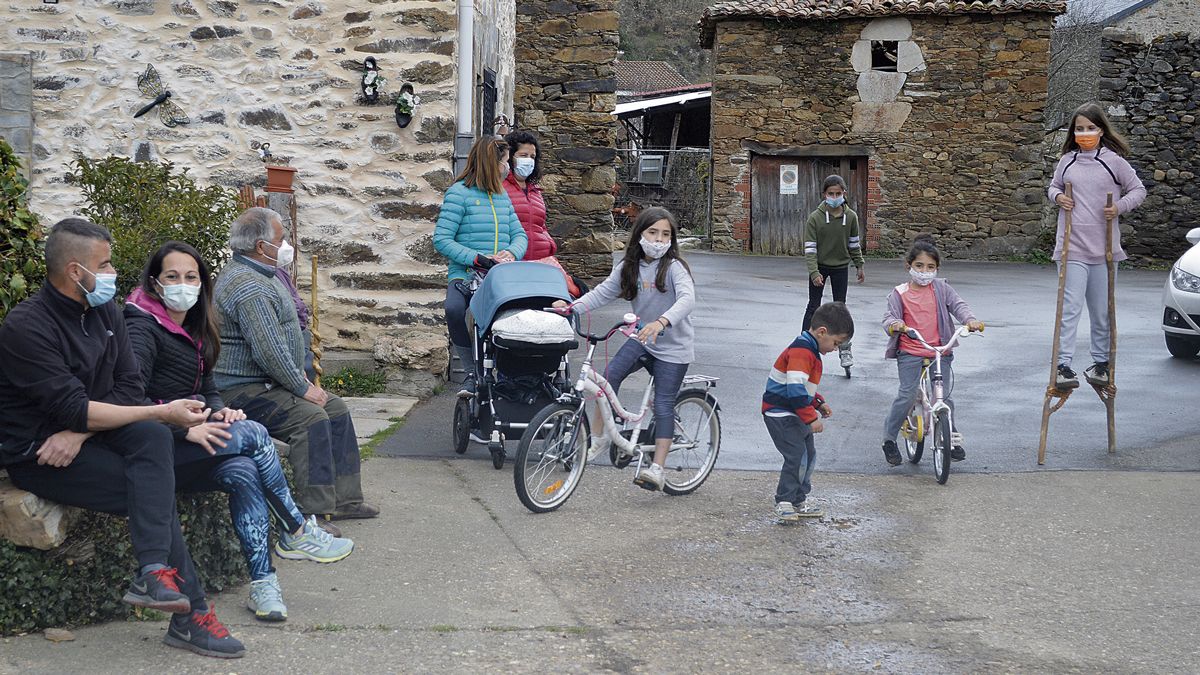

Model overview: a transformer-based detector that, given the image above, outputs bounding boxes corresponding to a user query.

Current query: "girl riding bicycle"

[553,206,695,492]
[880,234,983,467]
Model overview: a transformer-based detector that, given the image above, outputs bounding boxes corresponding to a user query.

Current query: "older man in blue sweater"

[214,207,378,523]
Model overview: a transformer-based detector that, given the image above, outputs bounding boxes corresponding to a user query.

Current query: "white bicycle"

[513,312,721,513]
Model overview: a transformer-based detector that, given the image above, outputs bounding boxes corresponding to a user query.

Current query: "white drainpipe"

[454,0,475,174]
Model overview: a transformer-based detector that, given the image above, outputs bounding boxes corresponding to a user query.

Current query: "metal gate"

[750,155,868,256]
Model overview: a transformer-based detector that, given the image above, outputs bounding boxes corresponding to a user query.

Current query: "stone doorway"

[750,154,868,256]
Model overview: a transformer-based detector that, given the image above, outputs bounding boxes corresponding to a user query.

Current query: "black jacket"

[0,284,144,464]
[124,303,225,441]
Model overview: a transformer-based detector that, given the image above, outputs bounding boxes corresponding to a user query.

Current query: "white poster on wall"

[780,164,799,195]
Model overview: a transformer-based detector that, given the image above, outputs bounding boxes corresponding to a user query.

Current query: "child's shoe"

[794,502,824,518]
[247,573,287,622]
[1084,361,1110,387]
[838,342,854,369]
[275,516,355,563]
[950,431,966,461]
[882,440,902,466]
[633,462,664,491]
[774,501,801,523]
[1056,364,1080,389]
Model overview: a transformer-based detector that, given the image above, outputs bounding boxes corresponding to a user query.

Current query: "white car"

[1162,227,1200,358]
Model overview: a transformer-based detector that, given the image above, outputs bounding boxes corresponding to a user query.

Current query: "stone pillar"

[0,52,34,178]
[514,0,618,278]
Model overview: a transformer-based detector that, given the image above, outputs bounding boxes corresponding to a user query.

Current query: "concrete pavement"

[3,456,1196,673]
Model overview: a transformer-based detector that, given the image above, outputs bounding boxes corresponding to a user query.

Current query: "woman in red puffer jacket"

[504,130,557,261]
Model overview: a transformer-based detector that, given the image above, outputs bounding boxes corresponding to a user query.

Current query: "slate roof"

[699,0,1067,46]
[616,61,692,94]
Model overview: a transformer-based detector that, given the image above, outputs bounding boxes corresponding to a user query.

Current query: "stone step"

[322,263,447,292]
[322,288,444,329]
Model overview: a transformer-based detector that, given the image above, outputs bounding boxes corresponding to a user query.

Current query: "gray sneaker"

[795,502,824,518]
[838,343,854,369]
[275,515,355,563]
[247,573,287,622]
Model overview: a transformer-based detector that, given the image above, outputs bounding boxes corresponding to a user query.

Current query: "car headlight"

[1172,265,1200,293]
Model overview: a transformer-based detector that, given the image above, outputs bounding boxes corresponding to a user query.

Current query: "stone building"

[0,0,617,395]
[699,0,1064,257]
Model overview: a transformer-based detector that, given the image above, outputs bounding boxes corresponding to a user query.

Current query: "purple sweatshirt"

[881,278,976,359]
[1047,147,1146,264]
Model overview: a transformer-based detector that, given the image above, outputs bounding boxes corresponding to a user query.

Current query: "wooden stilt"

[310,254,323,389]
[1102,193,1117,453]
[1038,183,1073,465]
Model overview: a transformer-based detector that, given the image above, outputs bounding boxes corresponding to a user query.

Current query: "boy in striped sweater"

[762,302,854,522]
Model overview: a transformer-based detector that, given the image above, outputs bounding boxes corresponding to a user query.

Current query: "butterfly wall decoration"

[133,64,191,127]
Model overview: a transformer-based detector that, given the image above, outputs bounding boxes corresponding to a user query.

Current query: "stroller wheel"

[489,442,506,470]
[453,398,471,455]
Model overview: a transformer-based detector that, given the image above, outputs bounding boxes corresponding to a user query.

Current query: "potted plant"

[394,84,420,129]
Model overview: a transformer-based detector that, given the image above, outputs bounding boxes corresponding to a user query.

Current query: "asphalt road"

[378,252,1199,474]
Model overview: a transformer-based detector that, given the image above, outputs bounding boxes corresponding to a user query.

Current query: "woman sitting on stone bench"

[124,241,354,623]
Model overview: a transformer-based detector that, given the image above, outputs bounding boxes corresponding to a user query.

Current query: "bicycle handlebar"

[544,307,638,343]
[903,324,982,354]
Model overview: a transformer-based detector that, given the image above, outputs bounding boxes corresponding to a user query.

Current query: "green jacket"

[803,203,864,278]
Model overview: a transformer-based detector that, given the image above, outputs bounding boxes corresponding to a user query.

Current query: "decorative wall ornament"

[394,83,419,129]
[361,57,383,103]
[133,64,190,128]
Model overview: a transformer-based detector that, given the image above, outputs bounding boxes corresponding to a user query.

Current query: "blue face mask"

[825,195,846,208]
[76,264,118,307]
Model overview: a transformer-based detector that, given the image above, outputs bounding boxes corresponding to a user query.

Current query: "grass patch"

[359,416,405,460]
[544,625,590,635]
[324,367,387,398]
[308,622,347,633]
[127,607,168,622]
[430,624,459,633]
[482,625,523,633]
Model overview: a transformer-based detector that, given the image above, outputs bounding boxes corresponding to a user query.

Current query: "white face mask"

[641,237,671,260]
[156,279,202,312]
[262,239,294,268]
[514,157,535,179]
[909,268,937,286]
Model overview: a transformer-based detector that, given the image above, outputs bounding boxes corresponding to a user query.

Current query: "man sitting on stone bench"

[0,218,245,659]
[214,207,379,524]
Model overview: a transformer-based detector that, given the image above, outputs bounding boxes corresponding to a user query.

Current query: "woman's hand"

[186,421,233,455]
[811,273,825,287]
[494,250,516,263]
[1055,193,1074,211]
[551,300,569,308]
[1103,204,1118,220]
[211,407,247,423]
[637,318,666,344]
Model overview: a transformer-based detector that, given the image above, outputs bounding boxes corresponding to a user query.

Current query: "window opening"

[871,41,898,71]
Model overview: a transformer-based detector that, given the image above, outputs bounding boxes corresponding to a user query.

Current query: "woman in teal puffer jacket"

[434,136,528,392]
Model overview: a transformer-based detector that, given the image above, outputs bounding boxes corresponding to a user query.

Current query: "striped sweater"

[761,331,825,424]
[804,203,864,278]
[213,255,308,397]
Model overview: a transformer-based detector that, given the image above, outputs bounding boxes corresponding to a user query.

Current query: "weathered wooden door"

[751,155,868,256]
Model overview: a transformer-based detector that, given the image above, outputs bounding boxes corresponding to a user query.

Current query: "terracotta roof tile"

[616,61,692,94]
[699,0,1066,46]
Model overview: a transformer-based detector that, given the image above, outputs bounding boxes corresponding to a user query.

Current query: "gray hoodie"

[573,257,695,364]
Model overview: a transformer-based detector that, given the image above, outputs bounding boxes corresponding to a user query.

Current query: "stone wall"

[709,14,1053,257]
[514,0,618,277]
[1098,31,1200,261]
[0,52,33,178]
[1112,0,1200,41]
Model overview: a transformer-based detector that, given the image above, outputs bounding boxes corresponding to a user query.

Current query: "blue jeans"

[175,420,305,581]
[603,340,689,440]
[764,414,816,504]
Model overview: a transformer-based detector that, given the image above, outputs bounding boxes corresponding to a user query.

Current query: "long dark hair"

[505,130,542,184]
[139,241,220,373]
[1062,102,1130,156]
[905,233,941,267]
[619,206,691,300]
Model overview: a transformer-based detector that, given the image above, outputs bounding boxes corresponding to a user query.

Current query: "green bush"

[0,139,45,323]
[0,493,246,635]
[324,367,388,397]
[70,155,239,297]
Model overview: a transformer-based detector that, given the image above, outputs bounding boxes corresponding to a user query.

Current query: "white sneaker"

[587,435,612,461]
[838,344,854,369]
[795,502,824,518]
[774,501,801,522]
[633,462,665,491]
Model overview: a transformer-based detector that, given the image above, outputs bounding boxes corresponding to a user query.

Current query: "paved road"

[379,252,1199,474]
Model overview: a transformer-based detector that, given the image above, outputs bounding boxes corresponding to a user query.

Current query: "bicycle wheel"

[514,403,589,513]
[900,408,924,464]
[452,397,470,455]
[932,411,952,485]
[662,390,721,496]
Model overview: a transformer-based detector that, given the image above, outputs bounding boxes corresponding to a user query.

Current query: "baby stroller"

[453,261,578,469]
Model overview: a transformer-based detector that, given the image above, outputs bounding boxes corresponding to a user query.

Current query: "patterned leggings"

[175,420,305,581]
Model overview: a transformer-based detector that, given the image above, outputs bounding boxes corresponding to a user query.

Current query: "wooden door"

[751,155,868,256]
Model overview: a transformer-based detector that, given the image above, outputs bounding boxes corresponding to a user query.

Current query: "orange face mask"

[1075,131,1101,151]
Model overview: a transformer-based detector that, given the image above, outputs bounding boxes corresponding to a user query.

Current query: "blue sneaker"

[247,573,287,622]
[275,516,355,563]
[163,606,245,659]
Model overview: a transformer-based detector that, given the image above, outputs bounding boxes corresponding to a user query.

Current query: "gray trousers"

[1058,261,1116,367]
[883,352,955,443]
[764,414,816,505]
